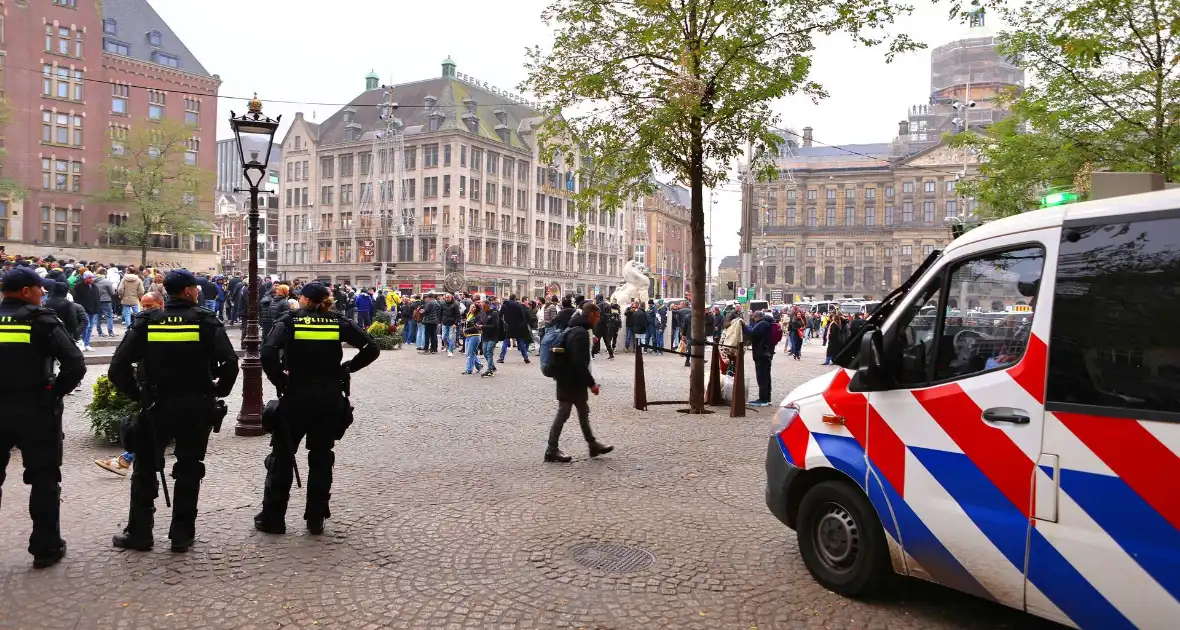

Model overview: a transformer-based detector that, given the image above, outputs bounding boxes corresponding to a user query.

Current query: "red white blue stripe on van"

[775,334,1180,628]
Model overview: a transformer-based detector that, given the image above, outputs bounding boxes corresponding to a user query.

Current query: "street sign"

[737,286,749,303]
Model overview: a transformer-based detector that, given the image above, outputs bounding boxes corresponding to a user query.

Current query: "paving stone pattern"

[0,338,1059,629]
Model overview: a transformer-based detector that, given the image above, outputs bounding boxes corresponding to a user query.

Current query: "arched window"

[148,30,161,46]
[103,19,117,35]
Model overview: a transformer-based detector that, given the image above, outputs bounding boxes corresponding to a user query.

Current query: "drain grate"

[569,543,655,573]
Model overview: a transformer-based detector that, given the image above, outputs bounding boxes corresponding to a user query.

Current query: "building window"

[902,181,914,193]
[924,180,935,193]
[151,51,179,68]
[807,189,817,200]
[786,208,796,227]
[148,89,165,120]
[785,247,795,257]
[885,205,894,225]
[184,138,200,165]
[184,98,200,126]
[471,148,483,170]
[40,206,82,244]
[320,156,334,178]
[845,188,855,199]
[923,201,935,222]
[41,110,83,147]
[865,207,876,226]
[885,186,895,198]
[825,188,836,200]
[111,83,129,114]
[485,181,496,204]
[923,244,935,255]
[340,184,353,204]
[321,186,334,205]
[825,207,836,226]
[946,200,957,218]
[104,38,130,55]
[103,19,117,35]
[863,267,874,287]
[844,205,854,226]
[404,146,417,170]
[42,64,83,101]
[148,30,162,47]
[54,0,79,7]
[340,154,354,177]
[901,245,913,256]
[423,143,439,168]
[806,208,816,227]
[865,188,876,199]
[41,158,82,192]
[424,176,439,198]
[902,202,914,223]
[805,266,816,284]
[946,180,957,193]
[806,247,816,257]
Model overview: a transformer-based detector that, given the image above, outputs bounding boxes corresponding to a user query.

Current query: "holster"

[336,395,354,441]
[261,398,281,434]
[211,399,228,433]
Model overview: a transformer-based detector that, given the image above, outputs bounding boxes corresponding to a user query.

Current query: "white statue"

[610,260,650,306]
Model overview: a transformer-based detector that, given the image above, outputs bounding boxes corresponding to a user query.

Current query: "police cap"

[1,267,54,292]
[301,282,330,302]
[163,269,200,294]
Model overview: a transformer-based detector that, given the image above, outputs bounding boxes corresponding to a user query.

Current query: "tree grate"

[568,543,655,573]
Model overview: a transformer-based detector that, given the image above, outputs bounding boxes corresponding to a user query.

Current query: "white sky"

[152,0,984,274]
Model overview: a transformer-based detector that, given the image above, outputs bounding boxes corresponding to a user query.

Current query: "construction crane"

[357,87,410,286]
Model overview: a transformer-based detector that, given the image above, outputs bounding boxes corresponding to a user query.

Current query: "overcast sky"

[154,0,985,273]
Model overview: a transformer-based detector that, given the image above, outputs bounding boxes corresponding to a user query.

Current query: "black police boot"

[306,517,325,536]
[544,449,572,463]
[112,510,154,551]
[169,533,195,553]
[305,494,330,536]
[32,539,67,569]
[254,511,286,535]
[589,441,615,458]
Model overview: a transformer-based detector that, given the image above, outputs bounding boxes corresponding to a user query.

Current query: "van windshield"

[834,250,942,368]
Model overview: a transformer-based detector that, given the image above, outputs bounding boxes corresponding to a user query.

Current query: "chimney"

[802,127,813,148]
[899,120,910,137]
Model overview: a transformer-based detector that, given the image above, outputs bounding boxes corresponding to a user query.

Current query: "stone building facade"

[276,59,635,298]
[0,0,220,267]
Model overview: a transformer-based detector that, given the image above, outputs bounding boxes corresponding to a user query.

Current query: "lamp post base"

[234,352,265,436]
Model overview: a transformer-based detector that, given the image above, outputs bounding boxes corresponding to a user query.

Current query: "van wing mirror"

[851,328,887,391]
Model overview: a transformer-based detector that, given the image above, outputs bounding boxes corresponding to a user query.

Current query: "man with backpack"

[541,302,613,463]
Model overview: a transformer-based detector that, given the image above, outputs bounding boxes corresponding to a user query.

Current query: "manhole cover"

[569,543,655,573]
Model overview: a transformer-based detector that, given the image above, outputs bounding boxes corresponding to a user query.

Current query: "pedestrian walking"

[479,300,502,377]
[743,309,776,407]
[117,266,145,326]
[0,267,86,568]
[544,302,613,463]
[255,282,380,536]
[109,270,239,553]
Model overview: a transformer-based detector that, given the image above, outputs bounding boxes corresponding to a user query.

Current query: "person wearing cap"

[254,281,379,537]
[107,269,240,554]
[71,271,102,351]
[0,266,86,568]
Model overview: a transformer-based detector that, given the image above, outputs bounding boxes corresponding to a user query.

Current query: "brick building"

[629,181,692,299]
[0,0,220,268]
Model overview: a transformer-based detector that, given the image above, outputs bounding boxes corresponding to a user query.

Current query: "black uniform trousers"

[128,398,213,541]
[261,390,339,522]
[0,401,64,557]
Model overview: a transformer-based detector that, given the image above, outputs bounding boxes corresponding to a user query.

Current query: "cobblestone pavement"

[0,337,1059,629]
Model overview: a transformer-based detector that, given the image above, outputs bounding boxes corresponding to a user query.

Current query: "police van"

[765,188,1180,628]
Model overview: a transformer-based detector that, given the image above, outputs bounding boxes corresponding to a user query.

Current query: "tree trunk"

[688,115,707,413]
[140,221,149,268]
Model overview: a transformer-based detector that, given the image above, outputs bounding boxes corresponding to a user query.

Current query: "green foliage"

[84,375,138,443]
[523,0,920,410]
[0,98,26,202]
[367,320,402,350]
[93,119,216,266]
[374,310,394,325]
[952,0,1180,216]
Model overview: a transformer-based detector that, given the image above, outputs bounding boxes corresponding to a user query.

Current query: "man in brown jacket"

[117,266,145,326]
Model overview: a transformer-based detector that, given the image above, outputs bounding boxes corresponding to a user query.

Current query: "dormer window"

[343,107,355,124]
[424,94,437,109]
[147,30,162,46]
[103,19,117,35]
[428,113,443,132]
[463,96,476,114]
[493,108,507,125]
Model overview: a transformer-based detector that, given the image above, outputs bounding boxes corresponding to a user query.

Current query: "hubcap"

[812,502,860,573]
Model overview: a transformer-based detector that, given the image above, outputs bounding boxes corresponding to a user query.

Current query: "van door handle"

[982,407,1031,425]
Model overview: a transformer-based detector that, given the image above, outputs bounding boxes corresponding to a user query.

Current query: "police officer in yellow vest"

[255,281,378,536]
[108,269,239,553]
[0,266,86,568]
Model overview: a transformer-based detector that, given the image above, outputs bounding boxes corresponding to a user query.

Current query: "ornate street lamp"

[229,95,280,436]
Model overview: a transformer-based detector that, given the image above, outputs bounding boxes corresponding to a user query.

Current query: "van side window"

[891,278,944,385]
[933,245,1044,382]
[1047,216,1180,418]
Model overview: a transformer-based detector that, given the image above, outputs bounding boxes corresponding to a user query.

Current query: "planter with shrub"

[367,320,402,351]
[85,375,139,443]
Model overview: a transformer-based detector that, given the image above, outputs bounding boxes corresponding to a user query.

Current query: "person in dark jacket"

[45,282,82,343]
[259,289,276,341]
[544,303,613,463]
[630,302,649,352]
[743,310,776,406]
[71,271,102,350]
[354,289,374,329]
[230,280,247,325]
[825,314,846,366]
[438,294,461,356]
[420,294,441,354]
[787,308,806,360]
[591,295,609,358]
[497,295,531,363]
[479,301,502,377]
[680,307,693,367]
[269,285,291,331]
[197,274,219,312]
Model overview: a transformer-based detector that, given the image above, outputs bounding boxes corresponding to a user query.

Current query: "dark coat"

[499,299,527,337]
[630,308,648,334]
[744,315,776,359]
[439,300,461,325]
[71,281,102,315]
[555,313,596,402]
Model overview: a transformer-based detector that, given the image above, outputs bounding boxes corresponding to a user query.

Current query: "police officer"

[0,267,86,568]
[108,269,239,553]
[254,281,379,536]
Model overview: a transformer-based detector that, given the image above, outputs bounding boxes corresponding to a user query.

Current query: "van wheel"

[796,480,891,597]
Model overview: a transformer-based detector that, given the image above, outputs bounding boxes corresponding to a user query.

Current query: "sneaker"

[84,345,93,351]
[448,351,454,357]
[95,455,130,477]
[462,370,473,375]
[481,371,493,378]
[750,401,771,408]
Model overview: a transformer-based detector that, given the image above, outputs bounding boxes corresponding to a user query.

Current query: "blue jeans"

[499,336,529,360]
[404,320,417,344]
[440,324,454,352]
[464,335,482,372]
[482,339,497,372]
[121,304,140,326]
[84,313,98,346]
[625,328,633,349]
[100,302,115,335]
[653,330,665,352]
[205,300,217,312]
[416,322,426,348]
[671,328,681,348]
